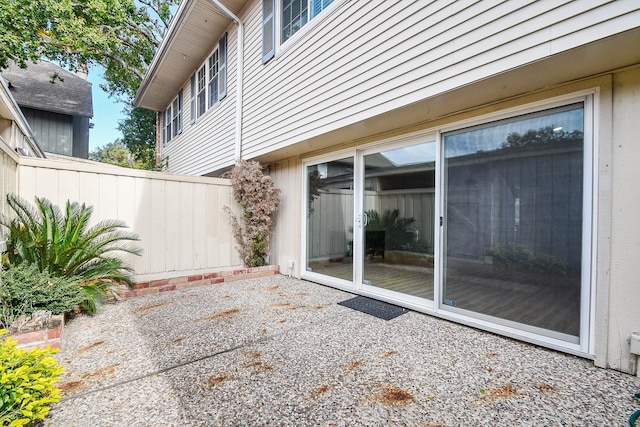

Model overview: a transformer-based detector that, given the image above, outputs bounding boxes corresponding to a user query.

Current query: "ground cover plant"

[0,263,84,330]
[223,161,280,267]
[0,329,63,426]
[1,194,140,313]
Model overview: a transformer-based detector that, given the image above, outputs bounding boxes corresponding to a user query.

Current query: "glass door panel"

[443,104,584,340]
[361,142,436,300]
[305,157,354,282]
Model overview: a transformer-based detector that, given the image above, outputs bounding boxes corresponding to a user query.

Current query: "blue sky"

[87,69,126,152]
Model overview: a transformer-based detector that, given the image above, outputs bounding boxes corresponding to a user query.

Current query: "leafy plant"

[1,194,141,312]
[0,263,84,329]
[486,244,533,269]
[307,169,326,216]
[486,244,567,275]
[365,209,416,250]
[0,329,64,426]
[223,161,281,267]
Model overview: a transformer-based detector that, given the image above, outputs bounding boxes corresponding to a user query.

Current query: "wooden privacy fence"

[15,156,242,281]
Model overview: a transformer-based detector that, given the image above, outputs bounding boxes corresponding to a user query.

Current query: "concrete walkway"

[48,275,639,426]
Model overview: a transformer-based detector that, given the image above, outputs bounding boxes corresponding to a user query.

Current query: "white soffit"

[135,0,247,111]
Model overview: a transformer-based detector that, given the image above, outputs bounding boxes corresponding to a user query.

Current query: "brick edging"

[124,265,280,297]
[8,314,64,350]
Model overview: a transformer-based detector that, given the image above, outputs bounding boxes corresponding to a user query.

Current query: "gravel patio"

[47,275,639,426]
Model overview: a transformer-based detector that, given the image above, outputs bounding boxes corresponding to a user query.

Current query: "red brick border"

[124,265,280,298]
[8,314,64,350]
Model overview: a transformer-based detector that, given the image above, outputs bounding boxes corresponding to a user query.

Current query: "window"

[190,73,196,124]
[172,90,182,137]
[208,51,219,107]
[163,104,172,145]
[197,65,206,118]
[190,33,228,122]
[263,0,335,60]
[282,0,308,43]
[163,91,183,145]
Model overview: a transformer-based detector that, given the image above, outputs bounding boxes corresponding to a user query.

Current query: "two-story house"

[135,0,640,374]
[1,61,93,159]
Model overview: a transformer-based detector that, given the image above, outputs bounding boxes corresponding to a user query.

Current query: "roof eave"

[135,0,240,111]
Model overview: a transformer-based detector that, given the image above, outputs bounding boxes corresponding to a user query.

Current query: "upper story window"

[263,0,335,62]
[197,65,206,118]
[163,91,182,145]
[190,33,228,124]
[282,0,333,42]
[208,50,219,107]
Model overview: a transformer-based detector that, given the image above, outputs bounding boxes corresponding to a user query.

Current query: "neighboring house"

[1,61,93,159]
[135,1,640,374]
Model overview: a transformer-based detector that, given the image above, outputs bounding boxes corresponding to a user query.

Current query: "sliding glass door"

[360,142,436,301]
[442,103,586,341]
[303,97,591,350]
[305,157,355,283]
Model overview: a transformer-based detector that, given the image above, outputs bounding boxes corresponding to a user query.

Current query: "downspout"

[208,0,244,164]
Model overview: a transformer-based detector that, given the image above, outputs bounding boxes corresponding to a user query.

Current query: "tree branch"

[102,52,145,80]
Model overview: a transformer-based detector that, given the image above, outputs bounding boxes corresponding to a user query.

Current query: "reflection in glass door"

[361,142,436,300]
[443,104,585,341]
[305,157,354,282]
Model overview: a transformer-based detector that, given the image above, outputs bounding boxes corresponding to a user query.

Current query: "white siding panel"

[193,183,207,269]
[608,68,640,373]
[165,180,181,272]
[206,184,221,267]
[269,157,302,274]
[149,179,167,273]
[117,175,137,269]
[161,23,239,176]
[179,181,195,270]
[133,177,152,274]
[239,0,640,159]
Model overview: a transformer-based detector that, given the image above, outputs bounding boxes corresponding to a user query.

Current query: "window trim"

[264,0,340,62]
[190,33,228,123]
[163,91,183,145]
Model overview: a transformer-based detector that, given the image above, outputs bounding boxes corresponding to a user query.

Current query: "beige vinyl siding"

[267,156,302,275]
[607,67,640,373]
[16,157,241,280]
[161,24,238,175]
[240,0,640,159]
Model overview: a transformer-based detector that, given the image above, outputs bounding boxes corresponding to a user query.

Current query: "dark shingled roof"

[0,61,93,118]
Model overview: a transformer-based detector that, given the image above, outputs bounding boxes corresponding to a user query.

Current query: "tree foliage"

[503,126,584,149]
[0,0,177,168]
[89,140,137,168]
[0,0,177,98]
[117,104,158,169]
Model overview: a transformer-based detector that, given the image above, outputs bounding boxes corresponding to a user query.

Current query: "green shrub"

[487,244,533,269]
[486,244,567,275]
[1,194,141,313]
[0,329,64,426]
[0,263,84,330]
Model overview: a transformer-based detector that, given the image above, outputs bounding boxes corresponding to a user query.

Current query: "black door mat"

[337,296,409,320]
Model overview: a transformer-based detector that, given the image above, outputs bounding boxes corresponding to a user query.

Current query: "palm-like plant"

[365,209,416,250]
[1,194,141,313]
